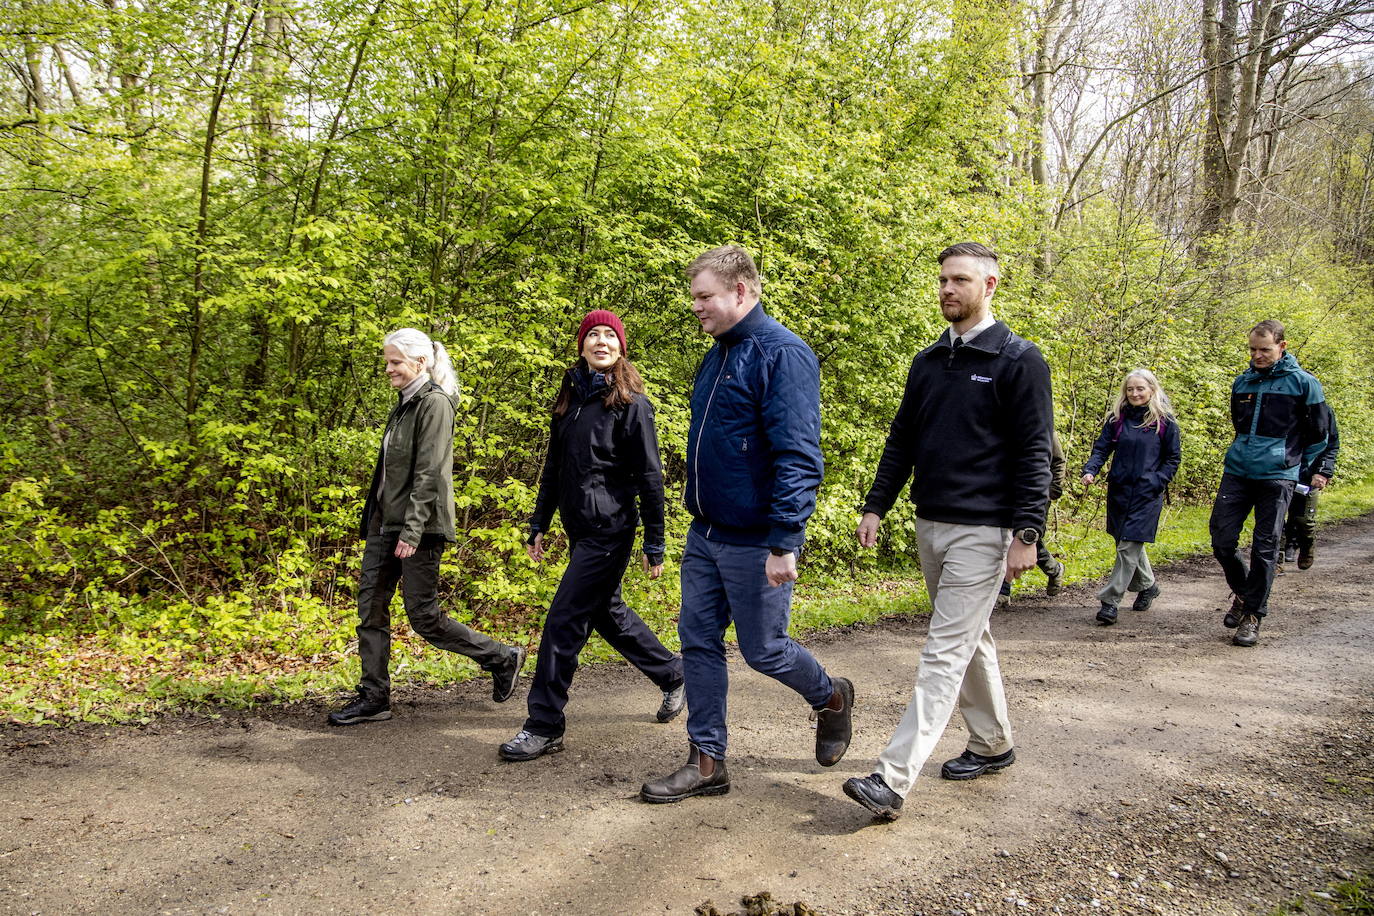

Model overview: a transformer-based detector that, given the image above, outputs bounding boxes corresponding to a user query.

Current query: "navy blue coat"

[684,303,823,552]
[1082,405,1181,543]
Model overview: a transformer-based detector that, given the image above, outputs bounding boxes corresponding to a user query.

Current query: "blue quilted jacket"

[684,303,824,552]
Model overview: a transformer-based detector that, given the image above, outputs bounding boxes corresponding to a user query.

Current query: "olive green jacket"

[359,381,458,545]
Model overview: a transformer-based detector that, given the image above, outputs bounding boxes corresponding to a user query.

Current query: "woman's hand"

[1081,473,1095,486]
[394,540,417,559]
[527,533,545,563]
[642,554,663,580]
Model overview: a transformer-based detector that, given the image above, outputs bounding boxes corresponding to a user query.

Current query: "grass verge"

[5,478,1374,725]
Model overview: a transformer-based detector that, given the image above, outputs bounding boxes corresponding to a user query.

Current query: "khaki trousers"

[876,519,1014,797]
[1097,539,1154,607]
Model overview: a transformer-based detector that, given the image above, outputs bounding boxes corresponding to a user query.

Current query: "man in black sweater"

[842,242,1054,820]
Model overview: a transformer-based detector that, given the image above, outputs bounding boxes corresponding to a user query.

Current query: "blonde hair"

[686,245,762,298]
[383,328,458,397]
[1107,368,1174,431]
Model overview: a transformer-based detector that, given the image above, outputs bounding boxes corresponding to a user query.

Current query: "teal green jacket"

[359,381,459,545]
[1223,352,1331,481]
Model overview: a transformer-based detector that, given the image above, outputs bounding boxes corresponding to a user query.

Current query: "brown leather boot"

[815,677,854,767]
[640,745,730,803]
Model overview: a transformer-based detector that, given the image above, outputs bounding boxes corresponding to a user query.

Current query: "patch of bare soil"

[3,515,1373,915]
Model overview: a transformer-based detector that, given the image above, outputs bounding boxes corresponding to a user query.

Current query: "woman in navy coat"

[1081,369,1182,625]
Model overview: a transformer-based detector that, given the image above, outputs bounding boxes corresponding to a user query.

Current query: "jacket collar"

[1242,350,1300,382]
[716,302,769,346]
[923,320,1014,356]
[570,363,609,401]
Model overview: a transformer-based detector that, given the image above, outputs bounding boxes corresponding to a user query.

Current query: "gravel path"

[4,515,1372,915]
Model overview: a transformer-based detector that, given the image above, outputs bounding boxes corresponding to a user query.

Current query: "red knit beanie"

[576,309,627,355]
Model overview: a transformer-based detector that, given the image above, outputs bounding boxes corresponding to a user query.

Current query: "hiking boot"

[640,745,730,803]
[327,687,392,726]
[655,684,686,723]
[491,646,526,703]
[1223,595,1245,629]
[843,773,903,820]
[1298,544,1315,570]
[995,581,1012,609]
[814,677,854,767]
[941,748,1016,781]
[1132,584,1160,612]
[1233,614,1261,647]
[1095,602,1118,625]
[1044,561,1065,597]
[1283,544,1299,566]
[499,729,564,762]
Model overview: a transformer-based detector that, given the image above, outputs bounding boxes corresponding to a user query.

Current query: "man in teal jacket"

[1210,320,1332,647]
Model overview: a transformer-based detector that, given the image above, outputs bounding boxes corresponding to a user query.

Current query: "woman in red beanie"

[499,310,685,761]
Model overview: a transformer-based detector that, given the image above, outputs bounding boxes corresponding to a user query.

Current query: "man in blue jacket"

[640,245,854,804]
[841,243,1053,820]
[1211,320,1332,647]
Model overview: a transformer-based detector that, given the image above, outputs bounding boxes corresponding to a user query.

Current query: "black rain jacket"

[528,367,666,563]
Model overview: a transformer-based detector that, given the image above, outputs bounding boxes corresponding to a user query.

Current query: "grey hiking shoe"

[656,684,686,723]
[1233,614,1261,647]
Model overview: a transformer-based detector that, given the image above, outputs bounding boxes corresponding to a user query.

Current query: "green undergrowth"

[5,479,1374,726]
[1271,872,1374,914]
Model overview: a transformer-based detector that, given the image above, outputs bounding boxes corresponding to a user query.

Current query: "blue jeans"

[678,527,835,760]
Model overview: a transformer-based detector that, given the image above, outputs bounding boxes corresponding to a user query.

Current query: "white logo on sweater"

[970,374,992,383]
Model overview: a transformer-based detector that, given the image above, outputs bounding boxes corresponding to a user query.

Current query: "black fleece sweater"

[861,321,1054,534]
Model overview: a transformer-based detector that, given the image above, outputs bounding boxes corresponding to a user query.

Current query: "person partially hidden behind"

[1280,410,1338,572]
[842,243,1053,820]
[996,430,1066,608]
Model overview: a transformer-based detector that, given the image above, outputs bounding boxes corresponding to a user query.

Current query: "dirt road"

[4,517,1372,915]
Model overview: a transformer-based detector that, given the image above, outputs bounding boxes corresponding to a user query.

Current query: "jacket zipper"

[692,344,731,532]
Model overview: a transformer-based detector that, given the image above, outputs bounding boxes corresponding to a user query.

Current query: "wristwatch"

[1013,527,1040,545]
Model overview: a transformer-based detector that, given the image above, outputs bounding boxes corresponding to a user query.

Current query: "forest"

[3,0,1373,721]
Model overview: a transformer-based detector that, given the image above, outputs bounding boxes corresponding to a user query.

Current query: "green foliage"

[3,0,1374,721]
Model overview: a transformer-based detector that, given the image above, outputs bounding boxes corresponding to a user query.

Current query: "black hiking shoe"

[491,646,526,703]
[843,773,903,820]
[656,684,686,723]
[1132,584,1160,612]
[1233,614,1261,647]
[1044,560,1065,597]
[941,748,1016,781]
[1096,602,1118,625]
[499,729,564,762]
[327,688,392,726]
[1223,595,1245,629]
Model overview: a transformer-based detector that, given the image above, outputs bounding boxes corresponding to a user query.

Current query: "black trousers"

[524,533,683,738]
[356,532,509,699]
[1209,473,1295,618]
[1282,489,1320,549]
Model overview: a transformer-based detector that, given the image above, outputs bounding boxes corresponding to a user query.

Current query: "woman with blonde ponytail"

[328,328,525,726]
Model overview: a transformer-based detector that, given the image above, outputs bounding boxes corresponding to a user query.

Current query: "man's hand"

[395,540,417,559]
[1080,473,1095,486]
[766,551,797,587]
[1005,539,1036,579]
[1310,474,1330,491]
[642,554,664,580]
[856,512,881,548]
[526,533,544,563]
